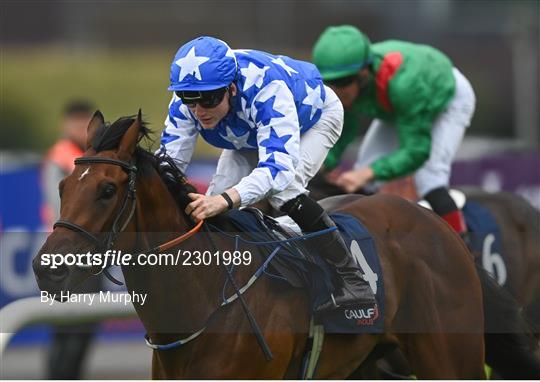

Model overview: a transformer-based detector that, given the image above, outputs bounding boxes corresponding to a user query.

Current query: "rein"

[53,154,334,363]
[145,242,282,351]
[145,223,336,355]
[149,220,204,253]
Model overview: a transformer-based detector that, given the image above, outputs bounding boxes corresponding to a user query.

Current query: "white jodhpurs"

[354,67,476,197]
[206,86,344,209]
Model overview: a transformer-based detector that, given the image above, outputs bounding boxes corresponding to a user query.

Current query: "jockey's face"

[327,68,370,110]
[189,83,237,129]
[329,82,358,110]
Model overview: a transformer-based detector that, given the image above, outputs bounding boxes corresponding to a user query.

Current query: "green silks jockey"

[313,25,476,234]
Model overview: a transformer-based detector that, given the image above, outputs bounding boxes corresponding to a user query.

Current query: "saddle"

[209,207,386,334]
[213,207,333,293]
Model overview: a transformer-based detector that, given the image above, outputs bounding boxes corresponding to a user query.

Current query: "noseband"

[53,156,138,283]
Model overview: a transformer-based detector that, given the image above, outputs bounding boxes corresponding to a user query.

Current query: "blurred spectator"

[42,101,93,227]
[41,100,101,379]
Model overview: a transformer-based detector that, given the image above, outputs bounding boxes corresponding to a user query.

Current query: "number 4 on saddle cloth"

[217,208,386,334]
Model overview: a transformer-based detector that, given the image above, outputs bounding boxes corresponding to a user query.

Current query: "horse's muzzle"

[32,232,90,294]
[32,256,69,284]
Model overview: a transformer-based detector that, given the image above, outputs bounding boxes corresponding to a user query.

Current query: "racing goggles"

[175,87,229,108]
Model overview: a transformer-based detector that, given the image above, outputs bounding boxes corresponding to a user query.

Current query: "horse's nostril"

[33,256,69,283]
[48,264,69,281]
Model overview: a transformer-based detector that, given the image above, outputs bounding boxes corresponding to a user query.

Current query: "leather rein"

[50,155,270,359]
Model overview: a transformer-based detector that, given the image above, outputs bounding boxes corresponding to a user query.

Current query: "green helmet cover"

[313,25,372,81]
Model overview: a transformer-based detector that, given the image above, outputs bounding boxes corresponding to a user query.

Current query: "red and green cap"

[313,25,372,81]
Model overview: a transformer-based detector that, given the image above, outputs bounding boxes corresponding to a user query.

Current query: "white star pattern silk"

[159,99,198,173]
[233,80,300,205]
[161,48,327,207]
[219,126,255,149]
[175,46,210,81]
[302,82,324,120]
[237,97,252,125]
[240,62,270,91]
[272,57,298,77]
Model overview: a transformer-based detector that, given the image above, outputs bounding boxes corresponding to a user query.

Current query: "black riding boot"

[281,194,376,312]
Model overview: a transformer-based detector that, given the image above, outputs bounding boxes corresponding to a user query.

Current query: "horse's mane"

[92,115,197,211]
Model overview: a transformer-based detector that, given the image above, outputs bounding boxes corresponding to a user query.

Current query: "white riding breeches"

[354,67,476,197]
[206,86,344,209]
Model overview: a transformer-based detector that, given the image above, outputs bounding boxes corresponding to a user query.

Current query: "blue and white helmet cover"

[169,36,238,91]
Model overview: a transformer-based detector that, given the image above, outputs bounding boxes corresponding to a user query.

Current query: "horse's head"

[33,110,144,295]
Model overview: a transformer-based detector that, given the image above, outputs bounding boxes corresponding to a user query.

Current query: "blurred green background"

[2,48,190,152]
[1,0,538,155]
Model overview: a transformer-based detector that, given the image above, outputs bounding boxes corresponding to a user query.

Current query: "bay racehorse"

[33,112,540,378]
[309,173,540,337]
[310,171,540,377]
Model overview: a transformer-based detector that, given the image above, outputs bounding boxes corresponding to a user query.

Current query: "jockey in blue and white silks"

[159,36,375,312]
[162,42,330,208]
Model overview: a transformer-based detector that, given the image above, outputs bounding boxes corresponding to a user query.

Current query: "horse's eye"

[100,184,117,200]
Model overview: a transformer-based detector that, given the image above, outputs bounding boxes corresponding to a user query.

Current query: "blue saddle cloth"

[462,201,508,288]
[223,209,385,334]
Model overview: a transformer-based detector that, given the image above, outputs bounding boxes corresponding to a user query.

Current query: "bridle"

[51,155,204,284]
[53,156,138,283]
[50,155,274,360]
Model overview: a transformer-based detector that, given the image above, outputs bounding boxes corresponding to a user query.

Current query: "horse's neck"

[123,172,225,338]
[136,172,186,233]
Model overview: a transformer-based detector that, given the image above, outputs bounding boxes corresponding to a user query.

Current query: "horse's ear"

[117,109,142,161]
[86,110,105,150]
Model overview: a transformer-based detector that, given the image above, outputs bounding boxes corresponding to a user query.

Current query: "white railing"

[0,293,137,356]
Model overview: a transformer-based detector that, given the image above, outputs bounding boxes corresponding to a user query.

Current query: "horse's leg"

[395,255,485,379]
[377,347,413,377]
[174,282,308,379]
[345,343,405,379]
[162,329,299,379]
[316,334,381,379]
[354,195,486,379]
[151,352,167,380]
[399,332,484,379]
